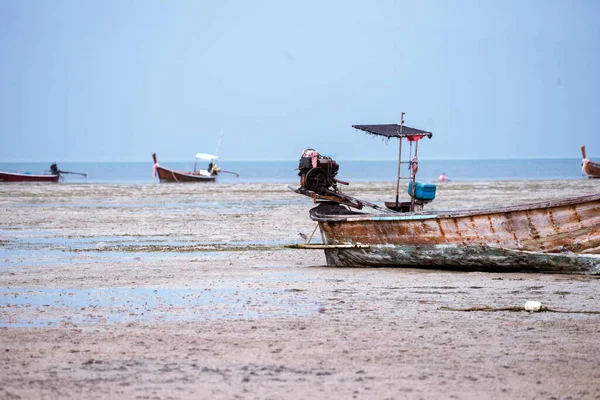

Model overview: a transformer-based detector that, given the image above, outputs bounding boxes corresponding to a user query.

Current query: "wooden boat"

[0,170,59,183]
[581,145,600,178]
[307,195,600,273]
[0,163,87,183]
[152,153,216,183]
[292,119,600,274]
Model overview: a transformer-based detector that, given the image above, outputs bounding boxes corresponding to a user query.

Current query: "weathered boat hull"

[322,244,600,273]
[155,166,216,183]
[310,194,600,273]
[0,171,59,183]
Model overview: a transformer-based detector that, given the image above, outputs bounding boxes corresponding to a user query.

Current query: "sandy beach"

[1,180,600,399]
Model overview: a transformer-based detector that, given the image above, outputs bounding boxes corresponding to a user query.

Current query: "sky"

[1,0,599,162]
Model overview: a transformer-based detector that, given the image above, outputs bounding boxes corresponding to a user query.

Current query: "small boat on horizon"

[581,145,600,179]
[291,117,600,274]
[0,163,87,183]
[152,153,239,183]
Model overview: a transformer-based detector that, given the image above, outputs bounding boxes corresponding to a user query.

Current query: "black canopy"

[352,124,433,139]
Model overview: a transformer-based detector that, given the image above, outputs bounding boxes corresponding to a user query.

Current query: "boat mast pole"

[215,128,224,156]
[395,112,405,207]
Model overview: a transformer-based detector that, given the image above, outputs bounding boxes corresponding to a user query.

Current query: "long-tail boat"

[0,163,87,183]
[152,153,239,183]
[581,145,600,179]
[152,153,217,183]
[0,170,59,183]
[291,116,600,274]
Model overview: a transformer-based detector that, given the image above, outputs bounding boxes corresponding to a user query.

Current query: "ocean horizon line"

[0,156,587,164]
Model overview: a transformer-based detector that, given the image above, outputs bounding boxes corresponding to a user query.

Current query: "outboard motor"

[50,163,59,175]
[298,149,341,194]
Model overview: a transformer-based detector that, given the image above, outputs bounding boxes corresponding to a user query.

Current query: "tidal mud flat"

[1,180,600,399]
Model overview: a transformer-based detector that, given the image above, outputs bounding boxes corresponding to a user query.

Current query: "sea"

[0,158,589,184]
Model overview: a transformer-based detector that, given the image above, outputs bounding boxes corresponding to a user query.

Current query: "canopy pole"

[410,139,419,212]
[395,112,405,206]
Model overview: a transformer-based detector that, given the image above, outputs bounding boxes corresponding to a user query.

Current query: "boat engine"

[50,163,59,175]
[298,149,341,194]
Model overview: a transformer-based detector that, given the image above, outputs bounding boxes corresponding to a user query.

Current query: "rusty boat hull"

[0,171,59,183]
[309,194,600,273]
[155,165,216,183]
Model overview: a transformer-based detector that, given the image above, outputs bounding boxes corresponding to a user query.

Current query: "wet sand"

[1,180,600,399]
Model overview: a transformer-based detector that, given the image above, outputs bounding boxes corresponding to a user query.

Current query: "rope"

[439,306,600,314]
[306,223,319,243]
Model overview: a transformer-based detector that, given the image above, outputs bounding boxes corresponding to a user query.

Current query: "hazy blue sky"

[1,0,599,162]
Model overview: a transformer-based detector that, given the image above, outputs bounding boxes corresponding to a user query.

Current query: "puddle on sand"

[3,236,198,248]
[2,235,296,251]
[0,287,320,328]
[12,201,276,215]
[0,249,230,267]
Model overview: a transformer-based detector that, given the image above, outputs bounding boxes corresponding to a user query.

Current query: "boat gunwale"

[310,193,600,222]
[0,171,59,179]
[586,160,600,168]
